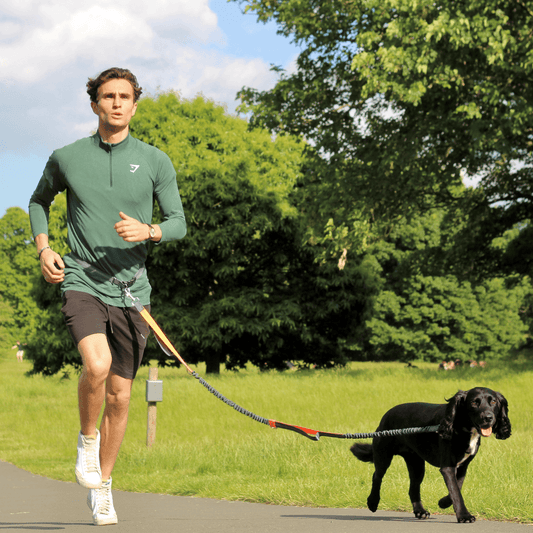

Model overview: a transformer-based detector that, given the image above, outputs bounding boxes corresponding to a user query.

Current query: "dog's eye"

[490,399,496,405]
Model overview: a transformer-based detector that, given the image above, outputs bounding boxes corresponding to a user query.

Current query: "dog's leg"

[439,466,475,523]
[403,453,430,519]
[367,447,393,513]
[439,462,469,509]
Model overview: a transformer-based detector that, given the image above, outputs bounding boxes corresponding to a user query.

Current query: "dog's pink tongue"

[481,427,493,437]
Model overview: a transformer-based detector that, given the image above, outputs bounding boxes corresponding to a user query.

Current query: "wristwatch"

[147,224,156,241]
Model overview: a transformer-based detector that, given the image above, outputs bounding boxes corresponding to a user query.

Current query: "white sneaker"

[75,429,102,489]
[87,478,118,526]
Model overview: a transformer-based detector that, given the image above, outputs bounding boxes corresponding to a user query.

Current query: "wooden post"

[146,367,158,448]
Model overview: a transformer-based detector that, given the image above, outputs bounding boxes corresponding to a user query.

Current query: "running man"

[29,67,186,526]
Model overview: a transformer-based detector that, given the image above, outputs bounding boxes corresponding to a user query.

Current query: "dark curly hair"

[86,67,143,103]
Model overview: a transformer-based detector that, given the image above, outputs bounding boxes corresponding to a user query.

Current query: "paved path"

[0,461,530,532]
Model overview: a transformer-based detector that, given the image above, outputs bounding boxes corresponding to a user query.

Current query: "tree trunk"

[205,351,220,374]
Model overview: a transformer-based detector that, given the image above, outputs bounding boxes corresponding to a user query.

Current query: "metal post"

[146,367,162,448]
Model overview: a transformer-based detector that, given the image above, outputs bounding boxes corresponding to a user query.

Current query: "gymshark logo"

[130,164,140,173]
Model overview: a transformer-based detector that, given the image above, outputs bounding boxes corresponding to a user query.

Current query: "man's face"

[91,78,137,131]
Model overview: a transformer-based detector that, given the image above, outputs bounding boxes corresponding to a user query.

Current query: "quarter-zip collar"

[93,133,132,188]
[94,132,132,152]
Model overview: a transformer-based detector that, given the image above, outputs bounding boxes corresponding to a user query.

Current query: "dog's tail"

[350,443,374,463]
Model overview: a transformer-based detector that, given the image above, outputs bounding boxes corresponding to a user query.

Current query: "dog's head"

[438,387,511,441]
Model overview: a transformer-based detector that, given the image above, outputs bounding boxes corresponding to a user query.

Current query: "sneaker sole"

[76,468,102,489]
[87,493,118,525]
[94,515,118,526]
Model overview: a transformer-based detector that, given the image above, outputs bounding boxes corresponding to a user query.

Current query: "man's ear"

[91,101,99,115]
[131,101,138,117]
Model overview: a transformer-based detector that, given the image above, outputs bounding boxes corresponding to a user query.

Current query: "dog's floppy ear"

[494,391,512,440]
[438,390,467,440]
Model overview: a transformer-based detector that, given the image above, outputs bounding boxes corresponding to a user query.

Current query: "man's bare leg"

[78,335,131,526]
[77,334,133,479]
[99,371,133,480]
[76,333,111,489]
[78,334,112,436]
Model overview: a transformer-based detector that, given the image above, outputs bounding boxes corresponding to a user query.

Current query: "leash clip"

[111,276,144,311]
[123,286,143,312]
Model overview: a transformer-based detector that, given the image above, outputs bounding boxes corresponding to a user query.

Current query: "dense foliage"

[230,0,533,359]
[132,94,372,372]
[358,214,529,362]
[0,208,41,346]
[233,0,533,278]
[0,200,82,375]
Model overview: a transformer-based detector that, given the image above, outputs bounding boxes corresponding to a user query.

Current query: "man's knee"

[78,334,112,381]
[105,375,133,412]
[105,388,131,410]
[83,358,112,382]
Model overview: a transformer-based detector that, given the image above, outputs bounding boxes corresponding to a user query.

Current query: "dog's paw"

[457,513,476,523]
[438,495,452,509]
[367,497,379,513]
[413,502,430,519]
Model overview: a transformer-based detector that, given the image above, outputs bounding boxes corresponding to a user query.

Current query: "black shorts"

[61,290,151,380]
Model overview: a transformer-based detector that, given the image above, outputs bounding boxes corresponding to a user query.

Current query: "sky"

[0,0,300,217]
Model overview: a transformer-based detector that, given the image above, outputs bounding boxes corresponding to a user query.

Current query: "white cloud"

[0,0,281,102]
[194,56,278,102]
[0,20,21,40]
[73,120,98,135]
[0,0,217,25]
[148,47,278,110]
[0,0,219,83]
[5,9,159,83]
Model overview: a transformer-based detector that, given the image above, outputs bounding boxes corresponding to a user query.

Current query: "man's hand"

[114,211,158,242]
[40,249,65,284]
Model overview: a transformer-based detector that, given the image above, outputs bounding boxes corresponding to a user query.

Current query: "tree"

[233,0,533,276]
[356,209,529,362]
[132,93,373,372]
[364,275,528,363]
[0,297,13,350]
[0,208,41,346]
[0,199,81,375]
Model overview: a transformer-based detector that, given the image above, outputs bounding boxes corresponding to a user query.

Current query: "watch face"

[150,227,155,238]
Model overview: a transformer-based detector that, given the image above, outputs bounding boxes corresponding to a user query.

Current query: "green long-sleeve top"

[29,133,187,307]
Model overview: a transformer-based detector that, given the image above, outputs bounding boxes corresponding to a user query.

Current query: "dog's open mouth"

[480,427,493,437]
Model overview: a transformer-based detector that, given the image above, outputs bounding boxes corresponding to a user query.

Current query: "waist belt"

[71,254,145,291]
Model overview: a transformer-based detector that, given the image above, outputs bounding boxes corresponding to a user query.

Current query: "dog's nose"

[482,413,494,424]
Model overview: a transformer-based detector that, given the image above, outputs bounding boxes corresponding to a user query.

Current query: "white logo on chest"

[130,164,140,173]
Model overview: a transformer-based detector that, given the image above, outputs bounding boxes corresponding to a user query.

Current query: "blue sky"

[0,0,299,217]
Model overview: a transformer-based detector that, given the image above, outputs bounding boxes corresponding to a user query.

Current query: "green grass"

[0,348,532,523]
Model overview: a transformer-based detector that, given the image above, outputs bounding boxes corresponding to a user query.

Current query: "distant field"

[0,347,531,523]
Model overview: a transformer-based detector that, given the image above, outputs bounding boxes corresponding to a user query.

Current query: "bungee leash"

[122,287,439,441]
[72,253,440,441]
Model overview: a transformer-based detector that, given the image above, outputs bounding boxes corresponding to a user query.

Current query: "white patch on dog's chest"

[458,429,480,466]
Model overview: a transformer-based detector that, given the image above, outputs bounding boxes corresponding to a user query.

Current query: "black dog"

[351,387,511,523]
